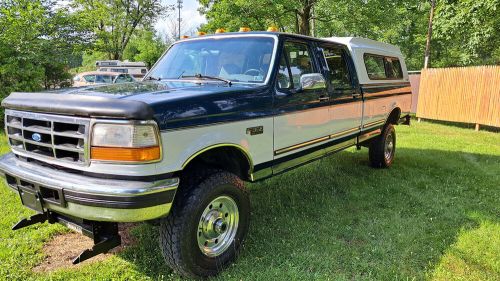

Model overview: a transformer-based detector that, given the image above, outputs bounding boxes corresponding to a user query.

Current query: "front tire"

[369,124,396,168]
[159,169,250,278]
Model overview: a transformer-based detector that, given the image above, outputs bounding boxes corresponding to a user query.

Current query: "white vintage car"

[72,71,136,87]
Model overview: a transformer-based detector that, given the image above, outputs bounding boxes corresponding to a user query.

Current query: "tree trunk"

[295,12,299,34]
[424,0,436,69]
[298,3,312,35]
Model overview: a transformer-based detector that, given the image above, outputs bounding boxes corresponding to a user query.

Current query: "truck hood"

[2,81,260,120]
[60,81,253,103]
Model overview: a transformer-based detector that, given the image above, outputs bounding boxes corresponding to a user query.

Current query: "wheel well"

[182,146,252,181]
[386,108,401,125]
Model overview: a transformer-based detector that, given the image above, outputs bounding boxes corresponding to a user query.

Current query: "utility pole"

[424,0,436,69]
[177,0,183,40]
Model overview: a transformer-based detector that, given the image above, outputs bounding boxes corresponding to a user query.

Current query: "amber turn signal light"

[91,146,161,162]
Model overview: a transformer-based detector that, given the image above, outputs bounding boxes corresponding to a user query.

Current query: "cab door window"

[277,41,315,90]
[277,50,292,89]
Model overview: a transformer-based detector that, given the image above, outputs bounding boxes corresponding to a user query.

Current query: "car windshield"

[95,75,115,83]
[148,36,276,84]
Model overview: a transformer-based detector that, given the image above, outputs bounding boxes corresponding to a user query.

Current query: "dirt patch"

[32,223,137,273]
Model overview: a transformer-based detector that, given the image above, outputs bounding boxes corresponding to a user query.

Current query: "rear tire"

[369,124,396,168]
[159,169,250,278]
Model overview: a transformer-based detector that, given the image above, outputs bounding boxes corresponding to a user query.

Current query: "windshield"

[148,36,276,84]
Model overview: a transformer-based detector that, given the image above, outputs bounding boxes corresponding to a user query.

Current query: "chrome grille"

[5,110,90,165]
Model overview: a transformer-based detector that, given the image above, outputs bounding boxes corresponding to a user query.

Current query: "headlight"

[91,123,161,163]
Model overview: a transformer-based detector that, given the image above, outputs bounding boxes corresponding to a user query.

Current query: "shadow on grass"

[418,118,500,133]
[117,147,499,280]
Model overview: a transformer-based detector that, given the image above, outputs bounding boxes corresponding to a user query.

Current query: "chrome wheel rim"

[197,195,239,257]
[384,133,394,161]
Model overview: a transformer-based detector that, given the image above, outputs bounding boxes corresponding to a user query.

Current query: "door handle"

[318,96,330,102]
[352,93,361,99]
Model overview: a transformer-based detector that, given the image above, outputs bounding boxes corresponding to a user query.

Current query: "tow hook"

[12,212,121,264]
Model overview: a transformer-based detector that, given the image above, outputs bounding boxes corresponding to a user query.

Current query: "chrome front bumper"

[0,153,178,222]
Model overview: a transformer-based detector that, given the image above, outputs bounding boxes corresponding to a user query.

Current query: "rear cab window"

[364,53,403,80]
[320,45,352,89]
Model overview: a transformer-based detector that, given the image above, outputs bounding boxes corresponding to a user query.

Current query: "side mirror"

[300,73,326,91]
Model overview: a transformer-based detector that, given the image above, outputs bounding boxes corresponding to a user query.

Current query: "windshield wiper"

[146,76,161,81]
[181,74,232,86]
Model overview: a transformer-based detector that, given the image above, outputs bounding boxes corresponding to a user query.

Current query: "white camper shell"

[324,37,409,84]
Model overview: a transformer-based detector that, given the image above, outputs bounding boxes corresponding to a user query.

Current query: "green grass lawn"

[0,121,499,280]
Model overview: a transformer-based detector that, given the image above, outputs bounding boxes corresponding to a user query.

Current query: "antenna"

[177,0,183,40]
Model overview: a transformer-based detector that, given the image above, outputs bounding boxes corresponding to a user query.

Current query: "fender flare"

[181,143,254,174]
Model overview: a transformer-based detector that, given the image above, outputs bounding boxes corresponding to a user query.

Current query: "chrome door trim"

[274,126,361,156]
[362,119,385,129]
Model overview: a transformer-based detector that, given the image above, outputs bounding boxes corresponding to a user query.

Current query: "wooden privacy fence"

[417,66,500,129]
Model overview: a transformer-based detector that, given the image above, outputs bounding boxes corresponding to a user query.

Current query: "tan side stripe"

[274,136,330,156]
[274,126,361,156]
[362,120,385,128]
[330,127,360,139]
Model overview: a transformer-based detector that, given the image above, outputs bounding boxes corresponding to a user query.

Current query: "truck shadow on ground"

[117,147,499,280]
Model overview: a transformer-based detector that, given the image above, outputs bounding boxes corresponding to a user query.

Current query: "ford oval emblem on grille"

[31,133,42,142]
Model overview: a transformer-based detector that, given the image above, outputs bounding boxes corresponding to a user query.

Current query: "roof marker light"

[215,28,226,33]
[197,31,207,36]
[239,27,251,32]
[267,26,279,32]
[180,35,190,39]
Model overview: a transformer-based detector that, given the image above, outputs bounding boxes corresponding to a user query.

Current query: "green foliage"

[0,0,170,107]
[73,0,172,60]
[199,0,432,69]
[314,0,430,70]
[199,0,278,33]
[0,0,90,117]
[433,0,500,67]
[200,0,499,70]
[123,29,168,68]
[70,51,109,74]
[199,0,318,35]
[0,122,499,279]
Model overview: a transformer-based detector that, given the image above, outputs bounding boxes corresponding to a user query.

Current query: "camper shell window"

[364,53,403,80]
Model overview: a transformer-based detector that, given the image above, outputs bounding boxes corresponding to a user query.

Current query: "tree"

[73,0,172,60]
[198,0,321,35]
[123,29,168,68]
[314,0,431,70]
[432,0,500,66]
[199,0,430,68]
[0,0,90,100]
